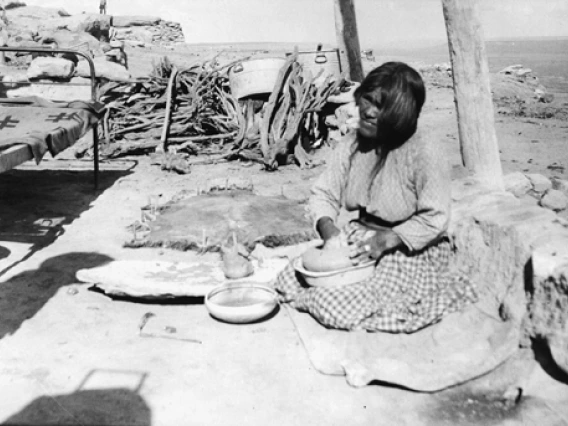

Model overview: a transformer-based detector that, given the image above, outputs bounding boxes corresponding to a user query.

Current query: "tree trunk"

[442,0,503,190]
[334,0,364,82]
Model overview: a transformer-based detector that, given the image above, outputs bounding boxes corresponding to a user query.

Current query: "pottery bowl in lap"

[294,246,375,288]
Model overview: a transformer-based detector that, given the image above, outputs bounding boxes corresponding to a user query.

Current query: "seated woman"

[275,62,477,333]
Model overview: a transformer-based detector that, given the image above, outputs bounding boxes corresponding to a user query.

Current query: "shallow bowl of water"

[205,282,278,324]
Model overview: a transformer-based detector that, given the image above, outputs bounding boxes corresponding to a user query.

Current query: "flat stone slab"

[76,258,288,299]
[112,15,161,27]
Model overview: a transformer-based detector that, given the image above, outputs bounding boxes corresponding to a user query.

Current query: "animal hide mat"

[287,302,521,392]
[126,189,317,252]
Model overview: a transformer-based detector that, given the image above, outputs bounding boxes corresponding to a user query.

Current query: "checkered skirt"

[274,239,477,333]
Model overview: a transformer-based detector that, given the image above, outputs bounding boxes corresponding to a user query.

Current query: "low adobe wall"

[449,178,568,373]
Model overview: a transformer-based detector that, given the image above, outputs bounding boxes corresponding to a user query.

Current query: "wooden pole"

[334,0,364,82]
[442,0,504,190]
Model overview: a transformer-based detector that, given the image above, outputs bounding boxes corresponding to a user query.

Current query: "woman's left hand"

[349,228,403,265]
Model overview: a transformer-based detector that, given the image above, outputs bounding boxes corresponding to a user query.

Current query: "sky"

[23,0,568,49]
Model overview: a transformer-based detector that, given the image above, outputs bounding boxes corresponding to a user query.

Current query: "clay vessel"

[301,246,353,273]
[221,232,254,279]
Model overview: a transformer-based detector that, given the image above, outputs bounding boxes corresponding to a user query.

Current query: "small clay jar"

[301,246,353,273]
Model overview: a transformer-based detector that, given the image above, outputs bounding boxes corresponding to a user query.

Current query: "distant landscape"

[376,37,568,93]
[184,37,568,94]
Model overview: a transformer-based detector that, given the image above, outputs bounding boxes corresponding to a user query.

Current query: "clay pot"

[301,246,353,273]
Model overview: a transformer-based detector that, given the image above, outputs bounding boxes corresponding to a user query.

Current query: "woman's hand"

[323,232,349,250]
[345,221,373,245]
[349,228,403,265]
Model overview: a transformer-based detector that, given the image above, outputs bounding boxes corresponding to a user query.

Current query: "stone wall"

[449,178,568,374]
[109,15,184,46]
[111,20,184,47]
[2,5,184,50]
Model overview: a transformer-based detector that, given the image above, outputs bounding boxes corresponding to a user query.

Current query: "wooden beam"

[334,0,364,82]
[442,0,504,190]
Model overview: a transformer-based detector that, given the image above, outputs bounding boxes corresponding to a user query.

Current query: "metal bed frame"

[0,46,100,188]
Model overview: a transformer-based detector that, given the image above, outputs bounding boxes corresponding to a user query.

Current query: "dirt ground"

[1,44,568,425]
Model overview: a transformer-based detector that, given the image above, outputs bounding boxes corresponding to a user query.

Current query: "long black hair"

[354,61,426,150]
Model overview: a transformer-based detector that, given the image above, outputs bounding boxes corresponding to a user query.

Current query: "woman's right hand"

[323,233,347,250]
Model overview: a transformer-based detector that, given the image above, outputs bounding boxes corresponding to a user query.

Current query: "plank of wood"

[334,0,364,82]
[442,0,504,189]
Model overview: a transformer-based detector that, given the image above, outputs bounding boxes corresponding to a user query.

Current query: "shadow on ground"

[0,245,10,260]
[1,388,151,425]
[424,349,568,425]
[0,168,130,276]
[0,251,113,340]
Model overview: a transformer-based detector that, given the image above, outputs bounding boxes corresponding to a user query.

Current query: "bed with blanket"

[0,46,103,187]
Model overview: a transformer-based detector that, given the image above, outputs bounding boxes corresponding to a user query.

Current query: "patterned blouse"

[308,128,451,252]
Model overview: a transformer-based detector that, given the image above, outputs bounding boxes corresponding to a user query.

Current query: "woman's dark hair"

[354,62,425,149]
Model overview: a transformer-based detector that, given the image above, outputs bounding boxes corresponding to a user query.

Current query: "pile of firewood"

[94,52,345,169]
[97,56,241,158]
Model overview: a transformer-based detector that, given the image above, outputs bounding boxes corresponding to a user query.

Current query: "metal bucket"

[228,57,287,99]
[291,47,342,79]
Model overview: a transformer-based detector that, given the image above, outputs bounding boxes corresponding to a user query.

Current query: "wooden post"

[334,0,364,82]
[442,0,504,190]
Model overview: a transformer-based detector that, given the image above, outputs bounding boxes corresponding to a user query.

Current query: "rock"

[539,189,568,212]
[127,27,154,44]
[531,235,568,375]
[61,14,112,41]
[434,62,452,72]
[504,172,532,198]
[0,28,8,45]
[38,30,100,51]
[27,56,75,80]
[124,39,145,48]
[540,93,555,103]
[525,173,552,193]
[5,81,92,101]
[499,64,533,78]
[534,86,554,103]
[112,15,161,27]
[3,1,26,10]
[70,76,91,85]
[7,37,39,50]
[110,28,131,40]
[1,72,28,88]
[552,178,568,194]
[76,57,131,81]
[6,27,34,42]
[109,40,123,49]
